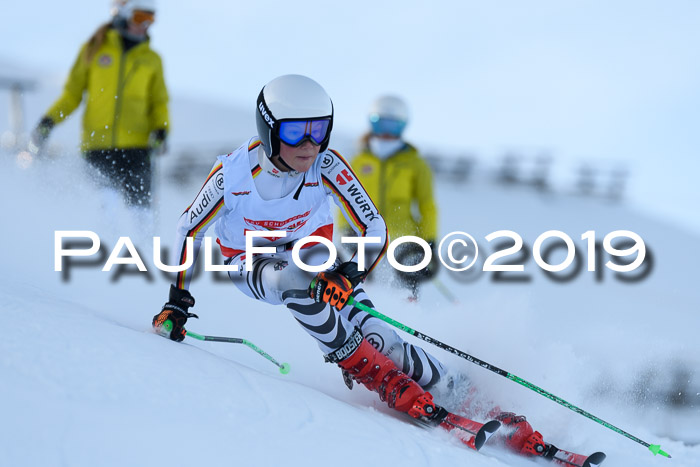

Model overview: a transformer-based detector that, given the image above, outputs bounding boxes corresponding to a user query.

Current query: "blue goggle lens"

[369,115,406,137]
[279,119,331,146]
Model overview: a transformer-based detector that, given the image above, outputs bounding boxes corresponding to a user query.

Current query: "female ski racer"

[152,74,545,458]
[339,95,439,298]
[30,0,168,209]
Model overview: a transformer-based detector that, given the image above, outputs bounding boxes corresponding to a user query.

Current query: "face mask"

[369,137,404,159]
[113,15,148,42]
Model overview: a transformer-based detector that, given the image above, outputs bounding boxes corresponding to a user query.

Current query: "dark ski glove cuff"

[168,284,195,310]
[153,285,198,342]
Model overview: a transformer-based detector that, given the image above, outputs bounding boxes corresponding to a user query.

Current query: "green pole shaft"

[432,278,460,304]
[347,296,670,458]
[182,327,290,375]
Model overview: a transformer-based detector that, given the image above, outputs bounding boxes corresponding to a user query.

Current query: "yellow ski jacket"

[45,28,169,151]
[339,143,438,241]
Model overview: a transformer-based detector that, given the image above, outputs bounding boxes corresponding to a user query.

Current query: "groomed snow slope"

[1,152,698,467]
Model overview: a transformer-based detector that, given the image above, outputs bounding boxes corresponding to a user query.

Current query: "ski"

[413,405,501,451]
[544,444,606,467]
[414,407,604,466]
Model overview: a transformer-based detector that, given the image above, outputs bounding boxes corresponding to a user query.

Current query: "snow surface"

[1,147,699,466]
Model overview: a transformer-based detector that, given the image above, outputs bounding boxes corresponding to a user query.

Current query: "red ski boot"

[493,412,547,456]
[332,329,431,415]
[491,411,606,466]
[329,329,501,451]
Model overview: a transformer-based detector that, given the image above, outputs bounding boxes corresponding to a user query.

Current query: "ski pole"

[185,329,291,374]
[347,296,670,458]
[161,320,290,374]
[431,277,460,305]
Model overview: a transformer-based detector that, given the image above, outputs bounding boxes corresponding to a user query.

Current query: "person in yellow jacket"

[341,95,439,297]
[30,0,169,208]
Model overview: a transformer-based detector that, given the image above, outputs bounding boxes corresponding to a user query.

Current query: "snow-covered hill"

[1,147,698,466]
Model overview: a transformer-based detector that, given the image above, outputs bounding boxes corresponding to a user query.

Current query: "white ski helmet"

[368,95,409,136]
[256,74,334,157]
[111,0,156,18]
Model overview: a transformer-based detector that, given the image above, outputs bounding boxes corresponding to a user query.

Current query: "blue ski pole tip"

[279,363,291,374]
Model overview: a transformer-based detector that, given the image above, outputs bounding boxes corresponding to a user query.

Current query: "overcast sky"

[2,0,699,231]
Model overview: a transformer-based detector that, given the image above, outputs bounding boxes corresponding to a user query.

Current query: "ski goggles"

[369,115,406,137]
[278,119,331,146]
[131,10,155,25]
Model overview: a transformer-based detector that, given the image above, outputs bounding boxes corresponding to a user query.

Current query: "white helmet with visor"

[368,95,409,137]
[256,74,334,158]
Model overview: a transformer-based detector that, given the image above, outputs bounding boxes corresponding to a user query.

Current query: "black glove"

[152,284,198,342]
[424,240,440,278]
[395,240,439,286]
[150,128,168,155]
[309,261,364,310]
[28,117,54,155]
